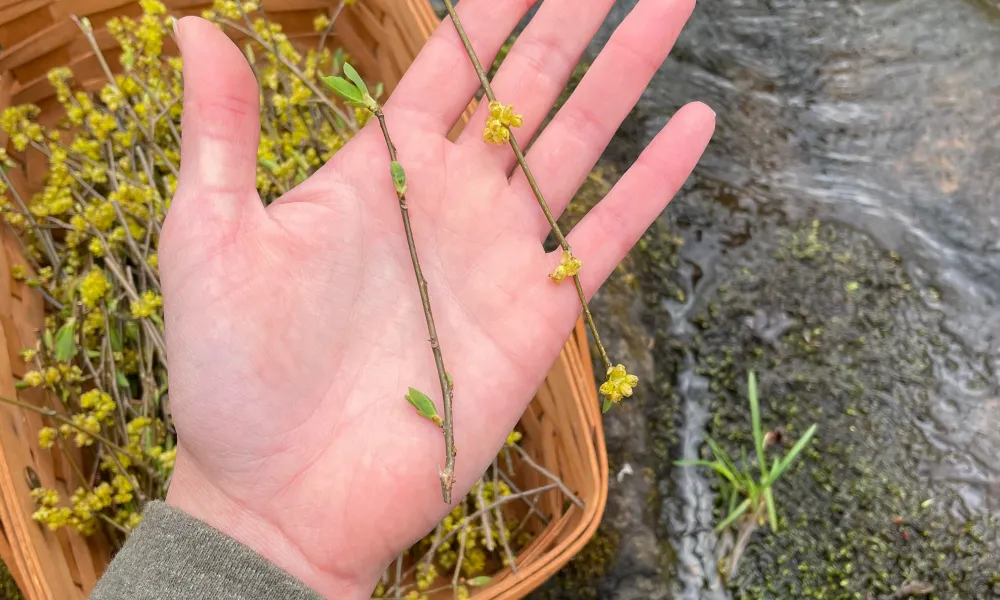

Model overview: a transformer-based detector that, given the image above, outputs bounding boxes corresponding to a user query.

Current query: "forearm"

[89,502,322,600]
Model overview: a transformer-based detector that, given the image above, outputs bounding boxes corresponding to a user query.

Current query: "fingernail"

[172,16,180,38]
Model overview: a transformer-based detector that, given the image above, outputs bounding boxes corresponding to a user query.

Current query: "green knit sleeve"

[89,502,322,600]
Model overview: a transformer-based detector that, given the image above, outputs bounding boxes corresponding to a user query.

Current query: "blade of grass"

[764,487,778,531]
[676,459,739,487]
[705,435,739,477]
[727,482,740,517]
[716,498,752,532]
[748,371,768,481]
[764,423,817,487]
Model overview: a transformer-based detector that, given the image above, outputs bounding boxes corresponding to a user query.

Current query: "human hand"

[160,0,714,597]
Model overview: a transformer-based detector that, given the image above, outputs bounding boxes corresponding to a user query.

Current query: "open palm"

[160,1,713,598]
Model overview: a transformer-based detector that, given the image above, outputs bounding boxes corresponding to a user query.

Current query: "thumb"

[171,16,262,225]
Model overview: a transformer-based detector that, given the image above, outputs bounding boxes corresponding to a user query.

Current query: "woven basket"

[0,0,608,598]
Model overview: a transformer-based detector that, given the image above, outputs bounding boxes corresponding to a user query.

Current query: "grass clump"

[677,371,816,576]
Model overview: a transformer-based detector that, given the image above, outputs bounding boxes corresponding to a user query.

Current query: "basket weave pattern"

[0,1,608,598]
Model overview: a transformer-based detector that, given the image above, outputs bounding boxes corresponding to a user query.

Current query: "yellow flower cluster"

[600,364,639,404]
[549,250,582,284]
[483,101,523,145]
[130,291,163,318]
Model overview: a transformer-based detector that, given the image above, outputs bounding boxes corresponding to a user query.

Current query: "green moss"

[636,218,998,599]
[0,561,22,600]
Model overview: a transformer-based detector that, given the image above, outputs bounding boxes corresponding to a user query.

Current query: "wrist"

[164,449,378,600]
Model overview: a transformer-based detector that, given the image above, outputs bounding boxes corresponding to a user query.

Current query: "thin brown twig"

[474,478,495,551]
[317,0,347,53]
[509,442,584,508]
[451,504,469,597]
[492,459,517,571]
[440,0,614,374]
[372,106,456,502]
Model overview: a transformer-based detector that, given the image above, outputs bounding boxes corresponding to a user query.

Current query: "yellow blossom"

[505,430,522,447]
[599,364,638,405]
[549,250,582,283]
[38,427,57,449]
[483,101,523,145]
[79,268,111,308]
[130,290,163,318]
[21,370,43,387]
[313,14,330,32]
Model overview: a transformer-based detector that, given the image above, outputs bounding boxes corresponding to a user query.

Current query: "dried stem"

[316,0,347,53]
[441,0,613,374]
[372,106,456,503]
[474,478,495,551]
[451,505,469,595]
[509,442,584,508]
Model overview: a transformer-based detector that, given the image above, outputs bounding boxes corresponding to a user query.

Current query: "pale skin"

[162,0,714,598]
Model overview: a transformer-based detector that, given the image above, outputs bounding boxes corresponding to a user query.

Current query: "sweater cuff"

[89,501,322,600]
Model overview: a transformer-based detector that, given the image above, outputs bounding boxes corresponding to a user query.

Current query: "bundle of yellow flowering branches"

[0,2,576,592]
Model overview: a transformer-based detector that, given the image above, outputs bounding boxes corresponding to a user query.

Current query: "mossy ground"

[637,214,1000,599]
[0,561,22,600]
[529,526,622,600]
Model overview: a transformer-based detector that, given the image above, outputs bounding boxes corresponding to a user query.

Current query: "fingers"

[455,0,615,157]
[510,0,696,240]
[566,102,715,299]
[170,16,263,226]
[385,0,538,135]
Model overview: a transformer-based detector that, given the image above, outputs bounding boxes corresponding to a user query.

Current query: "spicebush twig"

[372,106,457,503]
[440,0,613,374]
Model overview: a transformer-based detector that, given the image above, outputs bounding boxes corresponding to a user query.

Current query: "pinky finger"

[566,102,716,299]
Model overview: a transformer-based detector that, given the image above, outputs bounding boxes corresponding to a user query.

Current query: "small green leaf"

[374,82,385,100]
[467,576,492,587]
[845,281,860,292]
[920,498,934,509]
[14,381,28,389]
[332,48,345,70]
[320,75,363,104]
[445,372,453,388]
[43,328,54,350]
[405,387,441,424]
[86,349,101,359]
[54,319,76,362]
[116,370,130,391]
[390,161,407,196]
[259,158,279,171]
[343,63,370,101]
[602,397,612,413]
